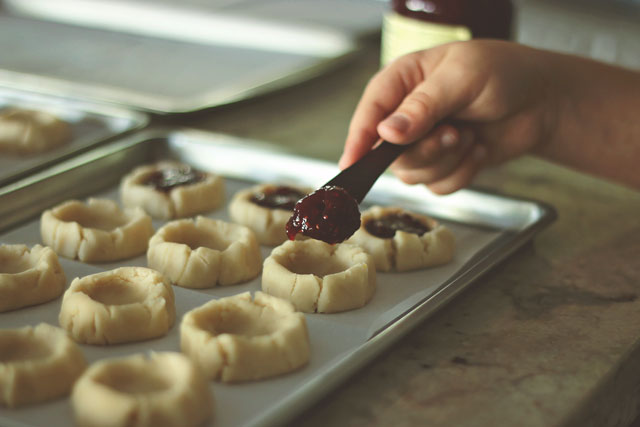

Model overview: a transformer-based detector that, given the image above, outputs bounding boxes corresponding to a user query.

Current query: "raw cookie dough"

[347,205,455,272]
[0,108,71,154]
[262,240,376,313]
[147,216,261,288]
[0,323,87,407]
[59,267,175,345]
[181,291,309,382]
[71,352,212,427]
[40,198,154,262]
[228,183,310,245]
[0,244,66,312]
[120,161,225,220]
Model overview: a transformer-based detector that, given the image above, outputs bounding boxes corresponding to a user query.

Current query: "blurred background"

[0,0,638,116]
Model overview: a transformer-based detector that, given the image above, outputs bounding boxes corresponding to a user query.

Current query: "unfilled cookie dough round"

[0,244,66,312]
[262,240,376,313]
[347,206,455,272]
[0,323,87,407]
[228,183,311,245]
[40,198,154,263]
[59,267,175,345]
[71,352,212,427]
[0,108,71,155]
[120,161,225,220]
[181,291,309,382]
[147,216,261,288]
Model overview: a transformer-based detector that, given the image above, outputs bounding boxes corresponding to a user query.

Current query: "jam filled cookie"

[40,198,154,263]
[180,292,309,382]
[71,352,212,427]
[147,216,261,288]
[0,323,86,407]
[347,206,455,272]
[0,108,71,155]
[262,240,376,313]
[120,161,225,220]
[0,244,66,312]
[229,183,311,246]
[59,267,175,345]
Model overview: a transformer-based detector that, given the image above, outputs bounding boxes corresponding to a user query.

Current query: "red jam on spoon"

[143,165,205,192]
[285,186,360,244]
[364,213,430,239]
[250,186,307,211]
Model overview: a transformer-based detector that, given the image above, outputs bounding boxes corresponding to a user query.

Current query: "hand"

[339,40,559,194]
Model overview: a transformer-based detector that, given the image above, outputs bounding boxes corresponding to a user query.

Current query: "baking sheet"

[0,128,556,427]
[0,1,359,114]
[0,87,148,187]
[6,0,387,42]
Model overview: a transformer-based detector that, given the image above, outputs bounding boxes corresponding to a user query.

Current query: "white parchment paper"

[0,174,502,427]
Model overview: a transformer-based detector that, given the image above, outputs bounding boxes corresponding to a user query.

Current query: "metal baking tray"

[5,0,387,42]
[0,128,556,427]
[0,86,148,187]
[0,0,361,114]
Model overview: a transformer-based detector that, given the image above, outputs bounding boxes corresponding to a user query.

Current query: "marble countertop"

[171,41,640,427]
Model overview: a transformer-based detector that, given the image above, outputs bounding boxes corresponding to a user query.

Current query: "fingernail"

[473,144,487,161]
[440,130,457,148]
[381,113,410,134]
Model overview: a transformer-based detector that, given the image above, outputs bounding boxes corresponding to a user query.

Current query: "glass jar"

[380,0,514,65]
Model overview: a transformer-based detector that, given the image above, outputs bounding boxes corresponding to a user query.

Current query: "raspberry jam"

[286,186,360,244]
[143,166,205,192]
[250,186,306,210]
[365,213,430,239]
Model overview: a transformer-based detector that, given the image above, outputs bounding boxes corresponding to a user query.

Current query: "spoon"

[285,140,408,244]
[324,140,407,203]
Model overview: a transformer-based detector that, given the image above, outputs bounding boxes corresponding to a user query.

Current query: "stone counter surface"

[177,42,640,427]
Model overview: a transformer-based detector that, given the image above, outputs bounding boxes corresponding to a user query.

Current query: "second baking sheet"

[0,87,147,187]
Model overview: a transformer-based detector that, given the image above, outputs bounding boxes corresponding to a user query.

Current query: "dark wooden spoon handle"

[324,141,408,203]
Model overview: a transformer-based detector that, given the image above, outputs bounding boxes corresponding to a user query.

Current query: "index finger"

[341,44,476,168]
[340,52,430,168]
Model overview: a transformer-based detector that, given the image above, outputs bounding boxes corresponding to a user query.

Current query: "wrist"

[529,49,575,158]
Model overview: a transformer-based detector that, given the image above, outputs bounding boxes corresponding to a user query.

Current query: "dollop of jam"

[286,186,360,244]
[365,213,430,239]
[143,165,205,192]
[250,186,306,210]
